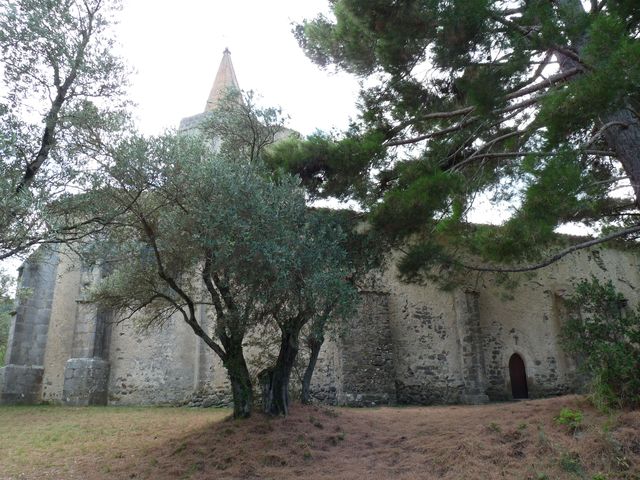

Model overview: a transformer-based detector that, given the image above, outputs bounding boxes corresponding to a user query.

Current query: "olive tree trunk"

[301,335,324,405]
[260,328,301,416]
[223,344,253,419]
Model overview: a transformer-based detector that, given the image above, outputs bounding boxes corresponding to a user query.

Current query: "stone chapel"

[1,50,639,407]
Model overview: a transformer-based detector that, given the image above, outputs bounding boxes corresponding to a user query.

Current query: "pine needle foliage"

[269,0,640,278]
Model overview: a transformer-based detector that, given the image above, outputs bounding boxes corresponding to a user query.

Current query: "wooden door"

[509,353,528,399]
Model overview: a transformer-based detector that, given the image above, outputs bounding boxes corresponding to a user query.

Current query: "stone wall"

[307,337,344,405]
[378,245,640,405]
[183,309,235,408]
[107,316,198,405]
[62,263,112,406]
[2,243,639,408]
[337,291,396,406]
[384,267,465,404]
[477,246,640,401]
[454,290,489,404]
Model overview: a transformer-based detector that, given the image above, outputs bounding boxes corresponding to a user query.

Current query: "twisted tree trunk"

[301,335,324,405]
[223,343,253,419]
[557,0,640,208]
[260,327,302,416]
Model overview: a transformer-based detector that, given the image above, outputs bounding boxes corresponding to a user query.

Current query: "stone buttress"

[0,250,59,404]
[453,289,489,404]
[62,263,111,406]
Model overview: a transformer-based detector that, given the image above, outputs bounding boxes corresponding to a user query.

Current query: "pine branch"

[459,224,640,273]
[385,69,580,148]
[585,121,629,148]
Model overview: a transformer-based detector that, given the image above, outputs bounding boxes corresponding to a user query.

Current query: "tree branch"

[459,224,640,273]
[385,68,579,148]
[585,121,629,148]
[15,11,94,193]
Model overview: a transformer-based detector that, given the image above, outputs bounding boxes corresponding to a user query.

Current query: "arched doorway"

[509,353,528,399]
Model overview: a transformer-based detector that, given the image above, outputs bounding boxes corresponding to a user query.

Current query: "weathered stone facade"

[1,50,639,408]
[1,243,638,407]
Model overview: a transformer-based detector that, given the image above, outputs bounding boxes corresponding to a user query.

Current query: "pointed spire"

[204,48,240,112]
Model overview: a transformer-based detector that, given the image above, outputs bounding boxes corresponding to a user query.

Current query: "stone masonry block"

[0,365,45,404]
[63,358,110,406]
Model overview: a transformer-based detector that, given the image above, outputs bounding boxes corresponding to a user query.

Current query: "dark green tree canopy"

[271,0,640,279]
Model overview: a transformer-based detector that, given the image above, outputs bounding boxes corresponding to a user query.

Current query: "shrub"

[554,408,583,433]
[0,273,14,366]
[487,422,502,433]
[0,307,9,365]
[562,278,640,409]
[559,452,583,475]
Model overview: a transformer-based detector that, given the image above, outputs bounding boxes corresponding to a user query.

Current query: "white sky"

[115,0,360,136]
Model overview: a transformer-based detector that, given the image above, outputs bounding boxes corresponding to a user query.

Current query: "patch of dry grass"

[0,405,229,479]
[1,396,639,479]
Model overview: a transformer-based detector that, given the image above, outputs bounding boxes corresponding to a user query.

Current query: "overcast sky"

[115,0,360,136]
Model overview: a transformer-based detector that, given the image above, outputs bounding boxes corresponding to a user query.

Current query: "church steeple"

[204,48,240,112]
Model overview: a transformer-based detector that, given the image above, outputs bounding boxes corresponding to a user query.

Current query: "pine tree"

[272,0,640,277]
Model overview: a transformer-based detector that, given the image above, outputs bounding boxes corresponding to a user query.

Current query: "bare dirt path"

[1,395,638,479]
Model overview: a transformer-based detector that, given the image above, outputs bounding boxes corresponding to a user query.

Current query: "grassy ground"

[0,406,228,479]
[0,395,639,479]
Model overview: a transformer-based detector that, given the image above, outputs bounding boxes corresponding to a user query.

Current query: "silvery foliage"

[0,0,129,260]
[87,130,357,358]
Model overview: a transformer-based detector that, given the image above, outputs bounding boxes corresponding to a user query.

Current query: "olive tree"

[79,120,357,417]
[257,210,358,415]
